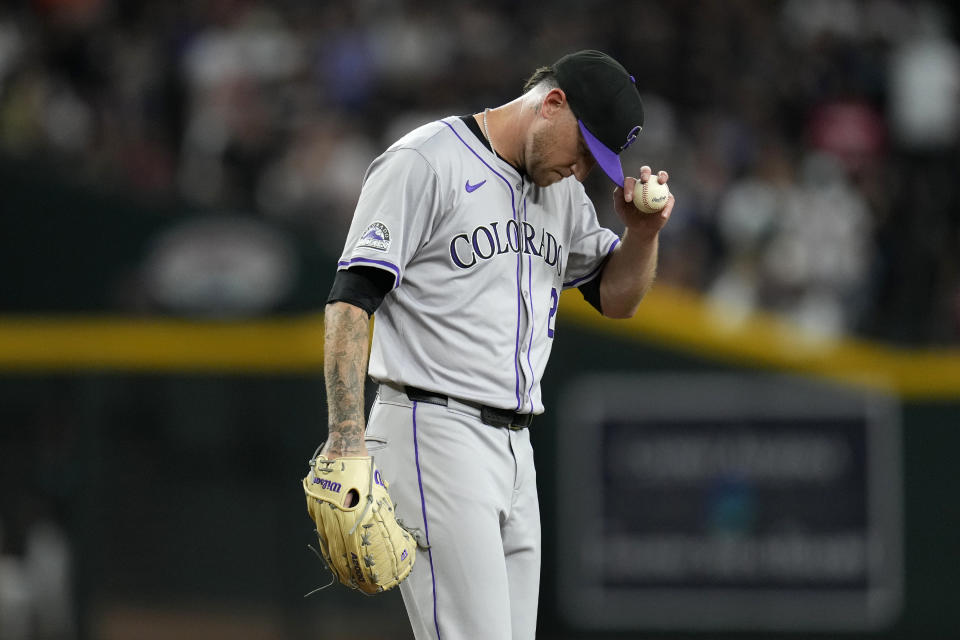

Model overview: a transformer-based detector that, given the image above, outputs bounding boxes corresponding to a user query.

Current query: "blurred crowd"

[1,0,959,344]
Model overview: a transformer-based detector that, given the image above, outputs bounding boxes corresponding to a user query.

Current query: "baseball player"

[317,50,673,638]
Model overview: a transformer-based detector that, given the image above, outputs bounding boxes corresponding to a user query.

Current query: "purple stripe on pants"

[412,401,442,639]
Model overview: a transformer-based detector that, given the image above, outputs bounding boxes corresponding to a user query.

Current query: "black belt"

[404,386,533,430]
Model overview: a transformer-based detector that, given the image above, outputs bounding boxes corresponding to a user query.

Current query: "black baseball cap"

[552,50,644,187]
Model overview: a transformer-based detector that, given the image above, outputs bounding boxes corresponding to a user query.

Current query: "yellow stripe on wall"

[0,285,959,399]
[560,286,960,400]
[0,314,326,372]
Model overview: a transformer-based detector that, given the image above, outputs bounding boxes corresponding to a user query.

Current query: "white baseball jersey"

[337,116,619,415]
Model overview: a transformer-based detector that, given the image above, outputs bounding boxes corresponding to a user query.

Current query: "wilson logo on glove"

[311,477,343,493]
[302,451,426,595]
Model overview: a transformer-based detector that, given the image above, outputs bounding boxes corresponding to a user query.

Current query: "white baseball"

[632,177,670,214]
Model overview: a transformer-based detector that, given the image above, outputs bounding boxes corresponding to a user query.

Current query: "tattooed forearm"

[323,301,371,456]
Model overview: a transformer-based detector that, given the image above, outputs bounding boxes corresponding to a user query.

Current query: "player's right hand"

[614,165,674,233]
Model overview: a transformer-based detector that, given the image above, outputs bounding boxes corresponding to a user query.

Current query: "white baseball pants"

[364,384,541,640]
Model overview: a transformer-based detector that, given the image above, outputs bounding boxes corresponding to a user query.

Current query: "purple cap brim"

[579,120,624,187]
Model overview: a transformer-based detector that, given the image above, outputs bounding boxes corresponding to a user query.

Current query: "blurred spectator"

[765,152,875,337]
[0,514,75,640]
[888,3,960,150]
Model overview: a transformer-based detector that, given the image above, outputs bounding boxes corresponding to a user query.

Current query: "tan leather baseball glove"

[302,452,416,595]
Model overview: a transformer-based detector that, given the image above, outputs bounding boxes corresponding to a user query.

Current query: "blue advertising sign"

[557,373,902,631]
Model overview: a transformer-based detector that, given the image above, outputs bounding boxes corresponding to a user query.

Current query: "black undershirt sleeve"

[578,276,604,314]
[326,266,395,316]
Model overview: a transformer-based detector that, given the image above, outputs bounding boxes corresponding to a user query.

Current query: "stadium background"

[1,0,959,638]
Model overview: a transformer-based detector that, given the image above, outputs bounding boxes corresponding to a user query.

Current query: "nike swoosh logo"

[465,179,486,193]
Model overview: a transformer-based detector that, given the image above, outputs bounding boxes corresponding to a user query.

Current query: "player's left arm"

[598,166,674,319]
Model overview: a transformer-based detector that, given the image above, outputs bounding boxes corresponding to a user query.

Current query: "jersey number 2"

[547,288,559,338]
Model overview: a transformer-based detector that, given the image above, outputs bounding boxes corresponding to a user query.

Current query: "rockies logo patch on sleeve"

[357,222,391,251]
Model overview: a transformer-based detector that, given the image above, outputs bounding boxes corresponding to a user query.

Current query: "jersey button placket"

[518,285,532,363]
[520,290,530,354]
